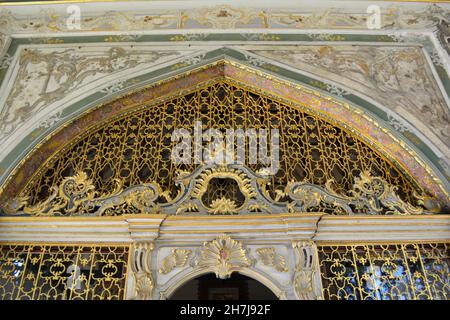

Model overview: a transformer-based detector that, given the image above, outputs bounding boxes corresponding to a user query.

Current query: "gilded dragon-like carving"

[0,164,436,216]
[256,247,288,272]
[1,171,165,216]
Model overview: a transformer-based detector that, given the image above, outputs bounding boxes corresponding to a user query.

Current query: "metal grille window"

[0,244,129,300]
[18,80,420,209]
[318,243,449,300]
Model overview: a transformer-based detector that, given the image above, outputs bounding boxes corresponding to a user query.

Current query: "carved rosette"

[129,242,154,300]
[292,241,323,300]
[196,234,253,279]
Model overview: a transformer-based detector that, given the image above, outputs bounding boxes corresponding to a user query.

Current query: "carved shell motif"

[196,234,253,279]
[159,249,192,274]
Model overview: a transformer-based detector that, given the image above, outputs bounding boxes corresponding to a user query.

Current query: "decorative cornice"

[0,213,448,244]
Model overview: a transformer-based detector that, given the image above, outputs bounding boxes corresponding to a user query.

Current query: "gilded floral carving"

[0,5,448,33]
[1,166,434,216]
[1,171,166,216]
[159,249,192,275]
[129,242,154,300]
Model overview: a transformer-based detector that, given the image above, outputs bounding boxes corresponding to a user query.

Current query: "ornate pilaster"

[127,242,155,300]
[292,241,323,300]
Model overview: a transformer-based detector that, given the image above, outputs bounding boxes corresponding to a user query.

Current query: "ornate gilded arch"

[0,59,447,217]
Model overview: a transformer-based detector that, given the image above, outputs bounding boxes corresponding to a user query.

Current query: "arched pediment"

[0,58,448,215]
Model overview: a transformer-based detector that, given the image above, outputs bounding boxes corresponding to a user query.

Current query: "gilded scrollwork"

[252,46,450,153]
[317,243,450,300]
[0,5,448,33]
[256,247,288,272]
[159,249,192,275]
[0,244,129,300]
[347,172,426,215]
[286,171,429,215]
[0,80,440,217]
[196,234,253,279]
[1,171,165,216]
[0,166,433,216]
[192,166,256,201]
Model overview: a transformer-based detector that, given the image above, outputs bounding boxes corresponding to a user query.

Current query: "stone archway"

[169,272,278,300]
[159,267,288,301]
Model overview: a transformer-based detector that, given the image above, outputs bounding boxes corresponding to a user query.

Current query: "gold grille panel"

[318,243,450,300]
[24,80,421,206]
[0,244,129,300]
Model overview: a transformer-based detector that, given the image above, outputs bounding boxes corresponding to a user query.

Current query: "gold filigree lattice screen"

[20,80,422,209]
[0,244,129,300]
[318,243,450,300]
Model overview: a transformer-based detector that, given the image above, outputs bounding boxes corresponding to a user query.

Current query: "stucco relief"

[0,33,7,55]
[0,47,183,144]
[0,4,448,33]
[156,238,294,300]
[251,46,450,154]
[189,6,259,29]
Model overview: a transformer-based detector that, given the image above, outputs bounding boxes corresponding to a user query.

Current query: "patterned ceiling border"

[0,3,448,34]
[0,32,449,186]
[0,53,448,206]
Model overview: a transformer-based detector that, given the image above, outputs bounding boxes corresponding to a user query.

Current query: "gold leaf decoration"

[2,171,164,216]
[209,197,238,215]
[196,234,253,279]
[192,166,257,200]
[175,202,199,215]
[288,171,426,215]
[292,241,322,300]
[159,249,192,274]
[256,247,288,272]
